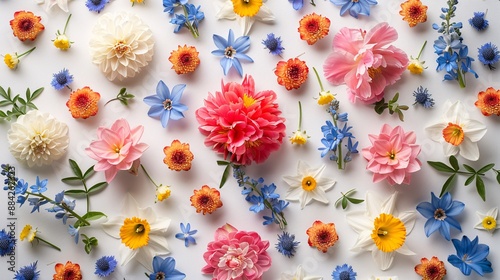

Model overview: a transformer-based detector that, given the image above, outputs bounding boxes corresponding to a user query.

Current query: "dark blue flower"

[14,261,40,280]
[211,29,253,76]
[436,52,458,72]
[262,33,284,56]
[448,235,493,276]
[248,195,265,213]
[413,86,434,108]
[149,256,186,280]
[261,183,280,200]
[478,42,500,70]
[94,256,117,277]
[85,0,109,13]
[332,263,357,280]
[0,229,16,256]
[163,0,188,14]
[469,12,488,31]
[329,0,378,18]
[271,199,289,213]
[50,68,73,90]
[174,223,197,247]
[143,81,188,128]
[68,225,79,244]
[186,4,204,28]
[416,192,464,241]
[29,176,47,194]
[275,231,299,258]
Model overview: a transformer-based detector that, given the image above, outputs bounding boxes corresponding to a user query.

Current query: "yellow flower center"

[371,213,406,253]
[387,150,396,160]
[54,35,71,50]
[119,217,151,249]
[482,216,497,230]
[243,93,256,108]
[318,91,335,105]
[367,67,382,80]
[156,185,171,202]
[442,122,464,146]
[4,54,18,69]
[290,131,307,145]
[114,40,131,57]
[407,60,424,74]
[301,176,317,191]
[231,0,262,17]
[20,224,37,242]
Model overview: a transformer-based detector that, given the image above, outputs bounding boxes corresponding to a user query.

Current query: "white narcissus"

[474,207,499,234]
[35,0,69,12]
[280,265,323,280]
[214,0,274,36]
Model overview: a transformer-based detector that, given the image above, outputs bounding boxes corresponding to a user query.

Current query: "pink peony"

[195,75,286,165]
[85,119,149,183]
[202,223,271,280]
[323,22,409,104]
[362,124,421,185]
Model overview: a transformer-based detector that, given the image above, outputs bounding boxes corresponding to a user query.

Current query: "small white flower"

[370,276,399,280]
[8,110,69,168]
[214,0,274,36]
[282,161,335,209]
[280,264,323,280]
[474,207,499,234]
[35,0,69,12]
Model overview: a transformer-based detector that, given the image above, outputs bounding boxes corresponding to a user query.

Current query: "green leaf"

[346,197,364,204]
[496,172,500,185]
[427,161,456,173]
[463,164,476,173]
[0,100,11,107]
[29,87,44,101]
[25,88,31,100]
[0,111,7,118]
[390,92,399,102]
[439,174,457,197]
[88,182,108,194]
[119,99,128,106]
[64,189,87,196]
[341,197,347,209]
[82,211,107,221]
[123,94,135,98]
[0,86,8,99]
[477,163,495,174]
[397,109,405,122]
[398,105,409,110]
[476,176,486,201]
[69,159,83,179]
[217,160,230,166]
[17,97,26,105]
[219,164,231,189]
[464,175,475,186]
[83,166,95,180]
[61,176,83,184]
[449,155,459,171]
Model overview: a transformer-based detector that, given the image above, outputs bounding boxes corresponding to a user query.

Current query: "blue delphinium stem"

[182,4,199,38]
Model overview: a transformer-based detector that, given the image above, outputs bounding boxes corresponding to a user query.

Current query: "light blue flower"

[68,225,80,244]
[175,223,197,247]
[332,263,357,280]
[329,0,378,18]
[29,176,47,194]
[149,256,186,280]
[143,81,188,128]
[448,235,493,276]
[288,0,303,10]
[211,29,253,76]
[436,52,458,72]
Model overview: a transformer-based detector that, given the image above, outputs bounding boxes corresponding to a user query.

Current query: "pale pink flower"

[195,75,286,165]
[85,119,149,183]
[323,22,408,104]
[202,223,271,280]
[362,124,421,185]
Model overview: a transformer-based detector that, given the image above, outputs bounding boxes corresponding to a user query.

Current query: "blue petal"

[233,36,250,52]
[220,57,233,75]
[143,95,163,106]
[159,257,176,273]
[227,29,235,45]
[160,110,171,128]
[170,109,185,120]
[416,202,434,219]
[424,218,442,237]
[339,2,353,16]
[147,106,165,118]
[446,201,465,216]
[172,103,188,113]
[234,53,254,62]
[438,221,451,241]
[170,84,186,103]
[211,49,225,56]
[232,58,244,77]
[445,216,462,231]
[157,80,171,100]
[213,34,228,50]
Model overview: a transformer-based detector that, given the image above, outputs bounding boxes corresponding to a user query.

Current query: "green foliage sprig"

[105,88,135,106]
[0,86,44,121]
[374,92,409,121]
[335,189,364,210]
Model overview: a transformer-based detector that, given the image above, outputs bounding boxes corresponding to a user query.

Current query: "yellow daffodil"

[475,207,499,234]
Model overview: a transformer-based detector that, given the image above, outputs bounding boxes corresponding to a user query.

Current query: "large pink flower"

[362,124,421,185]
[323,22,408,104]
[202,223,271,280]
[195,75,286,165]
[85,119,149,183]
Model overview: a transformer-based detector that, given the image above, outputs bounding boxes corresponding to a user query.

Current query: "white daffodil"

[102,194,170,270]
[345,192,416,271]
[35,0,69,12]
[425,100,487,161]
[214,0,274,36]
[280,264,323,280]
[474,207,499,234]
[283,161,335,209]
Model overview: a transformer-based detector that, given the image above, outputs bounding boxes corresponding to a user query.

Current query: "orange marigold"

[10,11,45,41]
[400,0,428,27]
[53,261,82,280]
[475,87,500,116]
[298,13,330,45]
[415,256,447,280]
[306,220,338,253]
[163,140,194,171]
[275,58,309,90]
[66,87,101,119]
[169,45,200,74]
[190,185,223,215]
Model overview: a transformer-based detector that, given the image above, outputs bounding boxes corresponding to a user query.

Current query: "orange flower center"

[442,123,464,146]
[19,19,34,31]
[306,20,319,33]
[190,185,222,215]
[114,40,130,56]
[368,67,382,80]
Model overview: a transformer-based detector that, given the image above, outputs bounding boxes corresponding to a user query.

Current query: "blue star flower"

[85,0,109,13]
[469,12,488,31]
[0,229,16,256]
[29,176,47,194]
[478,42,500,70]
[248,195,265,213]
[15,179,28,195]
[163,0,188,14]
[261,183,280,200]
[275,231,299,258]
[436,52,458,72]
[448,235,493,276]
[289,0,304,10]
[433,34,462,55]
[143,81,188,128]
[332,263,357,280]
[47,191,76,225]
[329,0,378,18]
[212,29,253,76]
[416,192,464,241]
[28,198,48,213]
[262,33,284,56]
[149,256,186,280]
[14,261,40,280]
[95,256,117,277]
[68,225,80,244]
[413,86,434,108]
[175,223,197,247]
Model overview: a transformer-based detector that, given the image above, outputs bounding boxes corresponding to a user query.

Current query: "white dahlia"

[89,12,154,81]
[8,110,69,167]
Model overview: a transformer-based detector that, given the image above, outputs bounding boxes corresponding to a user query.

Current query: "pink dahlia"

[202,223,271,280]
[85,119,149,183]
[362,124,421,185]
[195,75,286,165]
[323,22,409,104]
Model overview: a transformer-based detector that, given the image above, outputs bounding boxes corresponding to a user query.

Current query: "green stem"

[35,236,61,251]
[104,98,118,106]
[82,180,90,213]
[313,67,325,91]
[17,47,36,58]
[182,5,200,38]
[141,164,160,189]
[310,0,316,6]
[63,14,72,34]
[457,65,466,88]
[297,101,303,131]
[416,40,427,60]
[27,192,90,227]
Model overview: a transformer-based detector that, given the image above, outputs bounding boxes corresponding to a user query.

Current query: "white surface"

[1,0,499,279]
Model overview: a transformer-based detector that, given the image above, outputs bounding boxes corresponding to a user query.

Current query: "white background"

[1,0,499,279]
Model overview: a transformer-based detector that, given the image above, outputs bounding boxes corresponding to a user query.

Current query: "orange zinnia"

[10,11,45,41]
[475,87,500,116]
[66,87,101,119]
[169,45,200,74]
[400,0,428,27]
[163,140,194,171]
[415,256,447,280]
[306,220,339,253]
[53,261,82,280]
[190,185,223,215]
[275,58,309,90]
[298,13,330,45]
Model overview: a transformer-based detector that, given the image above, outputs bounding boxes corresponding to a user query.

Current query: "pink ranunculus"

[362,124,421,185]
[323,22,409,104]
[202,223,271,280]
[195,75,286,165]
[85,119,149,183]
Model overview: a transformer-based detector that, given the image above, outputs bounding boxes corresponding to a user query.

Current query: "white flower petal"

[101,216,124,239]
[351,231,375,252]
[443,142,459,157]
[346,211,373,234]
[425,123,447,142]
[372,250,395,271]
[119,244,138,266]
[366,192,384,217]
[309,188,329,204]
[458,137,480,161]
[395,243,415,255]
[463,119,487,142]
[398,210,416,234]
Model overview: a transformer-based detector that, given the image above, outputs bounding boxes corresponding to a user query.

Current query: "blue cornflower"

[149,256,186,280]
[47,191,76,224]
[163,0,188,14]
[15,179,28,195]
[143,80,188,128]
[416,192,464,241]
[289,0,303,10]
[436,52,458,72]
[212,29,253,76]
[448,235,493,276]
[85,0,109,13]
[29,176,47,194]
[478,42,500,70]
[50,68,73,90]
[28,198,48,213]
[14,261,40,280]
[175,223,197,247]
[95,256,117,277]
[0,229,16,256]
[413,86,434,108]
[329,0,378,18]
[68,225,80,244]
[262,33,284,56]
[469,12,488,31]
[275,231,299,258]
[332,263,357,280]
[248,195,265,213]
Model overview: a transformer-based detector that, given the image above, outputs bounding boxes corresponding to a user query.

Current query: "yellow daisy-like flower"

[169,45,200,74]
[475,207,499,234]
[120,217,151,250]
[131,0,145,6]
[399,0,428,27]
[20,224,37,242]
[318,91,335,105]
[54,34,71,50]
[3,54,18,69]
[156,185,171,202]
[290,130,308,145]
[407,41,427,74]
[163,140,194,171]
[231,0,262,17]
